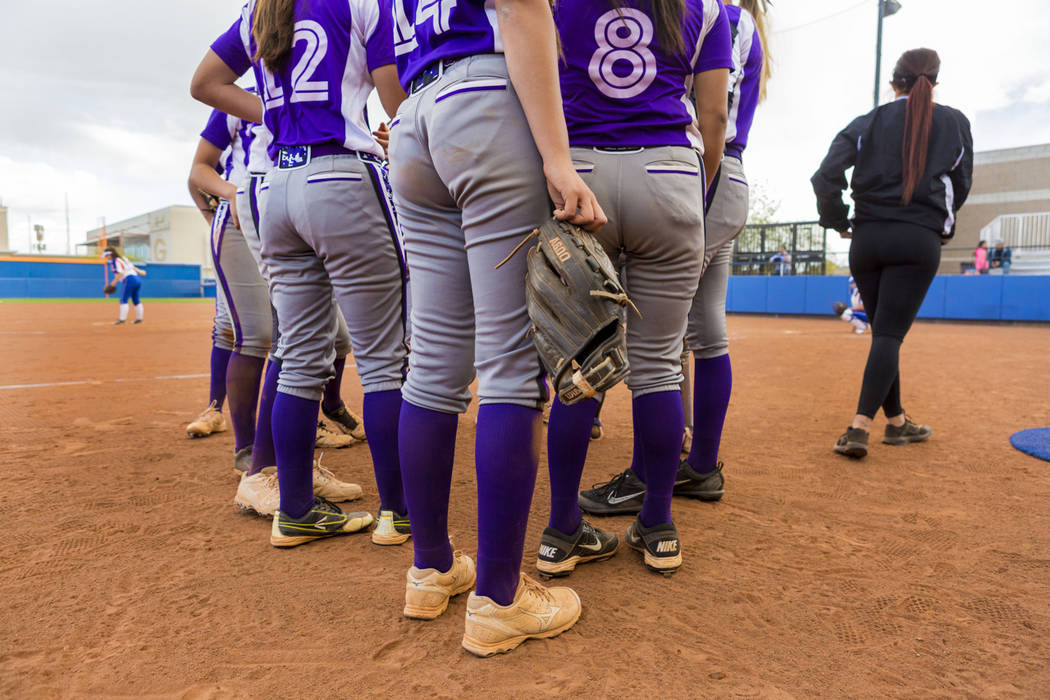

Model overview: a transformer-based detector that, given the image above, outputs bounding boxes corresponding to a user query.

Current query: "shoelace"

[314,496,341,514]
[196,400,219,420]
[520,574,554,603]
[589,469,631,494]
[313,454,335,483]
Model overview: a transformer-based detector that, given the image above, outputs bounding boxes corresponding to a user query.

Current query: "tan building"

[945,143,1050,273]
[0,205,9,253]
[80,205,214,279]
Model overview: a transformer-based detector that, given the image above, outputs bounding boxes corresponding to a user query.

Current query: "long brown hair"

[604,0,688,54]
[893,48,940,205]
[734,0,772,102]
[253,0,297,73]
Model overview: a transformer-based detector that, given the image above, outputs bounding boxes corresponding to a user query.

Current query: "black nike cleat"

[674,460,725,501]
[322,402,366,442]
[578,468,646,516]
[270,496,373,548]
[536,519,619,578]
[625,518,682,575]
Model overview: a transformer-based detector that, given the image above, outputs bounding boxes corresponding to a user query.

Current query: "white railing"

[980,213,1050,248]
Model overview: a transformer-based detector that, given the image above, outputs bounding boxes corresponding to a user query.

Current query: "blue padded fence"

[0,258,205,298]
[726,275,1050,322]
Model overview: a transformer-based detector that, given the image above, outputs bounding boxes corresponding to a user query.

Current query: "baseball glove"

[103,283,117,295]
[497,218,635,405]
[832,301,848,316]
[198,189,220,213]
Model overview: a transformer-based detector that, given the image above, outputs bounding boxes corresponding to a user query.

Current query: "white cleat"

[234,467,280,517]
[312,456,363,502]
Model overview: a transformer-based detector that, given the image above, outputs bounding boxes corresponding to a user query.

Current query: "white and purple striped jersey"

[200,107,255,187]
[556,0,732,149]
[392,0,501,88]
[108,255,139,279]
[724,4,763,155]
[211,0,394,162]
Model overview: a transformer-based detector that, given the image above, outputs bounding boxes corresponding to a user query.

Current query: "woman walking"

[812,48,973,458]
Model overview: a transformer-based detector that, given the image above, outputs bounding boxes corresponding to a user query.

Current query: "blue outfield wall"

[726,275,1050,322]
[0,258,205,298]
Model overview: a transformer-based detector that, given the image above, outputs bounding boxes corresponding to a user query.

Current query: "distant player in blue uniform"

[103,247,145,325]
[833,275,870,334]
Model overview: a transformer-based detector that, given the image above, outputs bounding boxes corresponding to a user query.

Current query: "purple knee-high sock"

[321,356,346,414]
[363,389,406,513]
[249,358,281,475]
[209,346,232,410]
[687,354,732,475]
[399,402,456,571]
[272,391,318,519]
[629,421,647,483]
[547,397,599,534]
[225,352,265,452]
[635,391,684,528]
[476,404,540,606]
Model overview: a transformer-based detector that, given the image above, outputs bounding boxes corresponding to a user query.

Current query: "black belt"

[275,143,383,169]
[409,58,461,94]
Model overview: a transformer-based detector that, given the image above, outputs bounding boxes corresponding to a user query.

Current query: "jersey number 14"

[393,0,459,57]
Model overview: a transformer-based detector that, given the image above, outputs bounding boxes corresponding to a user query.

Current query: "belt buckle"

[278,145,311,169]
[411,65,440,94]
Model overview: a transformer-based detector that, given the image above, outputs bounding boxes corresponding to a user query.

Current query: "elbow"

[189,71,210,104]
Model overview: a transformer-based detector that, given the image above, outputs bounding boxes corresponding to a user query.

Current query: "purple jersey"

[724,4,762,153]
[200,103,257,187]
[211,0,394,161]
[556,0,732,148]
[392,0,501,88]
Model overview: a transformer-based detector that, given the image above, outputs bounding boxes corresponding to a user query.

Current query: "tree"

[747,180,781,225]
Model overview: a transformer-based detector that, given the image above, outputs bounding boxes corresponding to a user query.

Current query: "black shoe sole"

[674,487,724,501]
[882,434,930,445]
[834,442,868,459]
[577,495,643,516]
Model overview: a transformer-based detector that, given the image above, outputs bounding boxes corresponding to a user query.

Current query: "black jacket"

[811,98,973,239]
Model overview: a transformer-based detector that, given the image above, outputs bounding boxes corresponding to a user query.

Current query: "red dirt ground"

[2,301,1049,697]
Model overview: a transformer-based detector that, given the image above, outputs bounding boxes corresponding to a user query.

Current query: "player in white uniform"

[104,248,145,325]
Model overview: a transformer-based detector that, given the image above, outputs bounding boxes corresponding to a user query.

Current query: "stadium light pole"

[874,0,903,109]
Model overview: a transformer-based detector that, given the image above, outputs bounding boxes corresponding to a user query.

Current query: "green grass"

[0,297,213,304]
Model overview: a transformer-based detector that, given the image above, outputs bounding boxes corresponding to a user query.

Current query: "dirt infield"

[2,301,1049,697]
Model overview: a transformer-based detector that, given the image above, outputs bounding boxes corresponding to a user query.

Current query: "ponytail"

[735,0,772,102]
[604,0,687,54]
[253,0,297,74]
[893,48,940,205]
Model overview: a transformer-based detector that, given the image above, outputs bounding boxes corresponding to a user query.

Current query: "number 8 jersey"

[556,0,732,148]
[392,0,502,89]
[211,0,395,161]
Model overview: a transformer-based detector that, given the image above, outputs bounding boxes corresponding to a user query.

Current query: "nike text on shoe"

[883,417,931,445]
[270,497,373,548]
[625,518,683,575]
[312,457,362,502]
[536,520,619,577]
[404,550,476,619]
[372,509,411,546]
[322,403,367,442]
[834,426,869,459]
[462,573,581,657]
[186,401,227,438]
[315,420,355,449]
[577,468,646,516]
[673,460,725,501]
[234,467,279,517]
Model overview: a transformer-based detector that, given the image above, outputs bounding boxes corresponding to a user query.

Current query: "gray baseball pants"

[388,55,549,414]
[210,200,272,359]
[571,146,706,396]
[259,154,407,401]
[686,155,749,357]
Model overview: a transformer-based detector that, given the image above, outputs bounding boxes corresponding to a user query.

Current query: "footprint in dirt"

[73,416,136,431]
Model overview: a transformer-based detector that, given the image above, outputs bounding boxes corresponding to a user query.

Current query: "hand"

[228,195,241,230]
[373,122,390,156]
[544,160,607,233]
[838,227,853,239]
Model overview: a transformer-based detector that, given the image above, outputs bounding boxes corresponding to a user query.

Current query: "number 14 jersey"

[556,0,732,149]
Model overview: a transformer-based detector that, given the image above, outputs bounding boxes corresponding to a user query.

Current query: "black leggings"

[849,221,941,419]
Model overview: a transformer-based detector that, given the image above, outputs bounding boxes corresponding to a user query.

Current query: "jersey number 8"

[588,9,657,100]
[261,20,330,108]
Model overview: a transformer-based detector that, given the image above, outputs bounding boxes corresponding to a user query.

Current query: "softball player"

[812,48,972,459]
[388,0,605,657]
[833,275,870,334]
[578,0,767,517]
[104,247,145,324]
[195,0,409,547]
[540,0,731,579]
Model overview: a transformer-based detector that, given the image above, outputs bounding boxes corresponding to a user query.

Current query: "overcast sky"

[2,0,1049,255]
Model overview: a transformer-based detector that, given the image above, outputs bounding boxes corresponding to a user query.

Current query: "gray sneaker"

[834,427,869,459]
[883,418,931,445]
